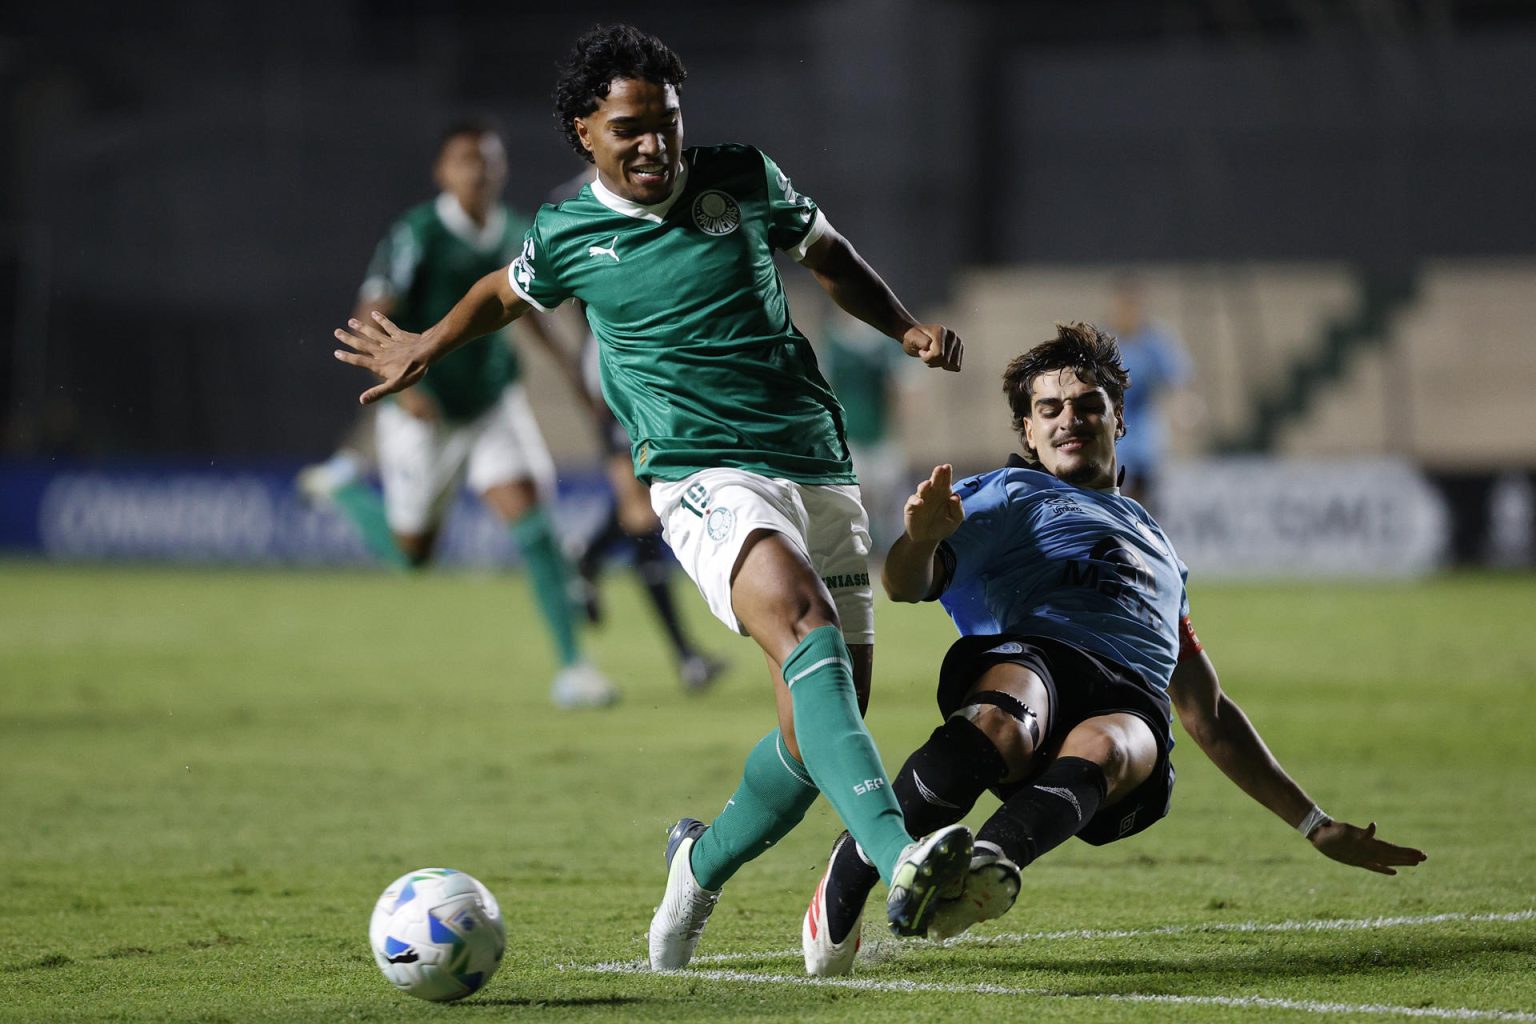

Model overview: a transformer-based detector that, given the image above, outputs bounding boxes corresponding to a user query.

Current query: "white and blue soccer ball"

[368,868,506,1002]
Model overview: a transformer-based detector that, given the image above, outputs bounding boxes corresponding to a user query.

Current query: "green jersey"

[363,195,531,422]
[508,144,854,484]
[824,322,909,447]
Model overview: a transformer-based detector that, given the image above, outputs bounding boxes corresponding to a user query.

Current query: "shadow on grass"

[453,996,647,1009]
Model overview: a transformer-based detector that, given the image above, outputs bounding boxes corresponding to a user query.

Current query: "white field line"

[571,909,1536,1022]
[579,964,1536,1023]
[675,908,1536,966]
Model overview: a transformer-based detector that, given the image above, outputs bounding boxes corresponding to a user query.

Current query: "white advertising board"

[1157,458,1449,578]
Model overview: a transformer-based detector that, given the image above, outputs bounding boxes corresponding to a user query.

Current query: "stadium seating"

[520,260,1536,472]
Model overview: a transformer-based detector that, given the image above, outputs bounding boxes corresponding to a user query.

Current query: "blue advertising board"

[0,459,612,567]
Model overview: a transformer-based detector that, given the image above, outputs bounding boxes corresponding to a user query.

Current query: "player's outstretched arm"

[800,232,962,371]
[333,268,530,405]
[883,464,963,603]
[1168,652,1427,876]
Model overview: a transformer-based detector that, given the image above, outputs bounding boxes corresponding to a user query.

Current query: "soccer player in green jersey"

[334,25,971,966]
[545,164,730,695]
[314,118,617,710]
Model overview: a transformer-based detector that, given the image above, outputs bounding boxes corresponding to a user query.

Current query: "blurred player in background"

[303,119,617,710]
[1106,274,1192,513]
[334,24,973,970]
[802,323,1425,976]
[819,314,912,554]
[548,165,729,694]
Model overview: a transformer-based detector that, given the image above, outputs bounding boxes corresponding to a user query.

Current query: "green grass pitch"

[2,562,1533,1022]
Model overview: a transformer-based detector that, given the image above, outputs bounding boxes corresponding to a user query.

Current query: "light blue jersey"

[938,458,1189,692]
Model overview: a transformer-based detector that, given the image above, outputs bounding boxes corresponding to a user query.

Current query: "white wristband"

[1298,805,1332,839]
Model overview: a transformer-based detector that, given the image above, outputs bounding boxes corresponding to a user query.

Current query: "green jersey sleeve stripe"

[506,262,553,313]
[786,209,834,263]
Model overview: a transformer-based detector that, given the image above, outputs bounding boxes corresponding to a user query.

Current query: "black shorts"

[937,633,1175,846]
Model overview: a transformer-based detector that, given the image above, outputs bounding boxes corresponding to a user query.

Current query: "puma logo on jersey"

[587,236,620,262]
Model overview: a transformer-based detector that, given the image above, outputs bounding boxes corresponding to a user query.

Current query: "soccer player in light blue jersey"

[802,322,1426,976]
[334,24,973,969]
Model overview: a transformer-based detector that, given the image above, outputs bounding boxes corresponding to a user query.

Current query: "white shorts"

[650,468,875,645]
[376,384,555,534]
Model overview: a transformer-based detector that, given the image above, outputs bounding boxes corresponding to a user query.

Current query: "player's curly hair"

[553,24,688,163]
[1002,321,1131,462]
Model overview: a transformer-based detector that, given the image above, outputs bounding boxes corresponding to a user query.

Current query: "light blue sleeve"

[942,474,1015,590]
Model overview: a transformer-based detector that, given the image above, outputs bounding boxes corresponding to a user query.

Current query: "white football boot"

[295,450,362,505]
[647,819,720,970]
[678,652,729,693]
[802,832,867,976]
[550,662,619,709]
[885,823,973,937]
[926,841,1022,941]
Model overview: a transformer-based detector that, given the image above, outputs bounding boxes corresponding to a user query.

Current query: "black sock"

[976,756,1107,869]
[634,530,693,658]
[578,507,626,581]
[822,719,1008,945]
[893,716,1009,837]
[823,832,879,945]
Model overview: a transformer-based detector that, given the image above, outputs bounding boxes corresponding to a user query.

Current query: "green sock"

[783,625,911,884]
[689,730,820,891]
[332,482,409,569]
[509,507,581,668]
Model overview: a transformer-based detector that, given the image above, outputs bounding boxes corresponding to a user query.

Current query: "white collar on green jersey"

[588,160,691,223]
[435,193,507,251]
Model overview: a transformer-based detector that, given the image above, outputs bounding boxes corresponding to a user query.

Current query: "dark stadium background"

[2,0,1534,568]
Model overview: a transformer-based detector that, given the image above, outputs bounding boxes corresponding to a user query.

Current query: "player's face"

[574,78,683,205]
[1022,369,1123,490]
[435,132,507,218]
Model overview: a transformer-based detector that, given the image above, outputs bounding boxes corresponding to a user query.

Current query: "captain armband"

[1177,615,1204,662]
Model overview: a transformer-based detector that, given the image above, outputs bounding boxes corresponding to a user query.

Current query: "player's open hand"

[902,324,963,372]
[904,464,965,543]
[334,311,432,405]
[1310,820,1428,876]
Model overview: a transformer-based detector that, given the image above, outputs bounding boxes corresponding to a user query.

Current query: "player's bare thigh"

[730,528,851,761]
[1058,712,1160,804]
[960,663,1053,784]
[729,528,840,658]
[479,478,540,522]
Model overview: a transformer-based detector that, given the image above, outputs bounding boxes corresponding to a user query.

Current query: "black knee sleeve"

[956,689,1042,748]
[893,716,1009,836]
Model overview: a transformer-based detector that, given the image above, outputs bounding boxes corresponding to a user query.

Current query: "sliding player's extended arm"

[800,232,962,372]
[334,268,531,405]
[883,464,964,603]
[1168,641,1427,875]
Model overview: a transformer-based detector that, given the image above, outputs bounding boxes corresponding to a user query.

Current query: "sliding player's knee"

[951,691,1042,782]
[1060,719,1157,798]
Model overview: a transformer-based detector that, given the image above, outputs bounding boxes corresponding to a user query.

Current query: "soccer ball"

[368,868,506,1002]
